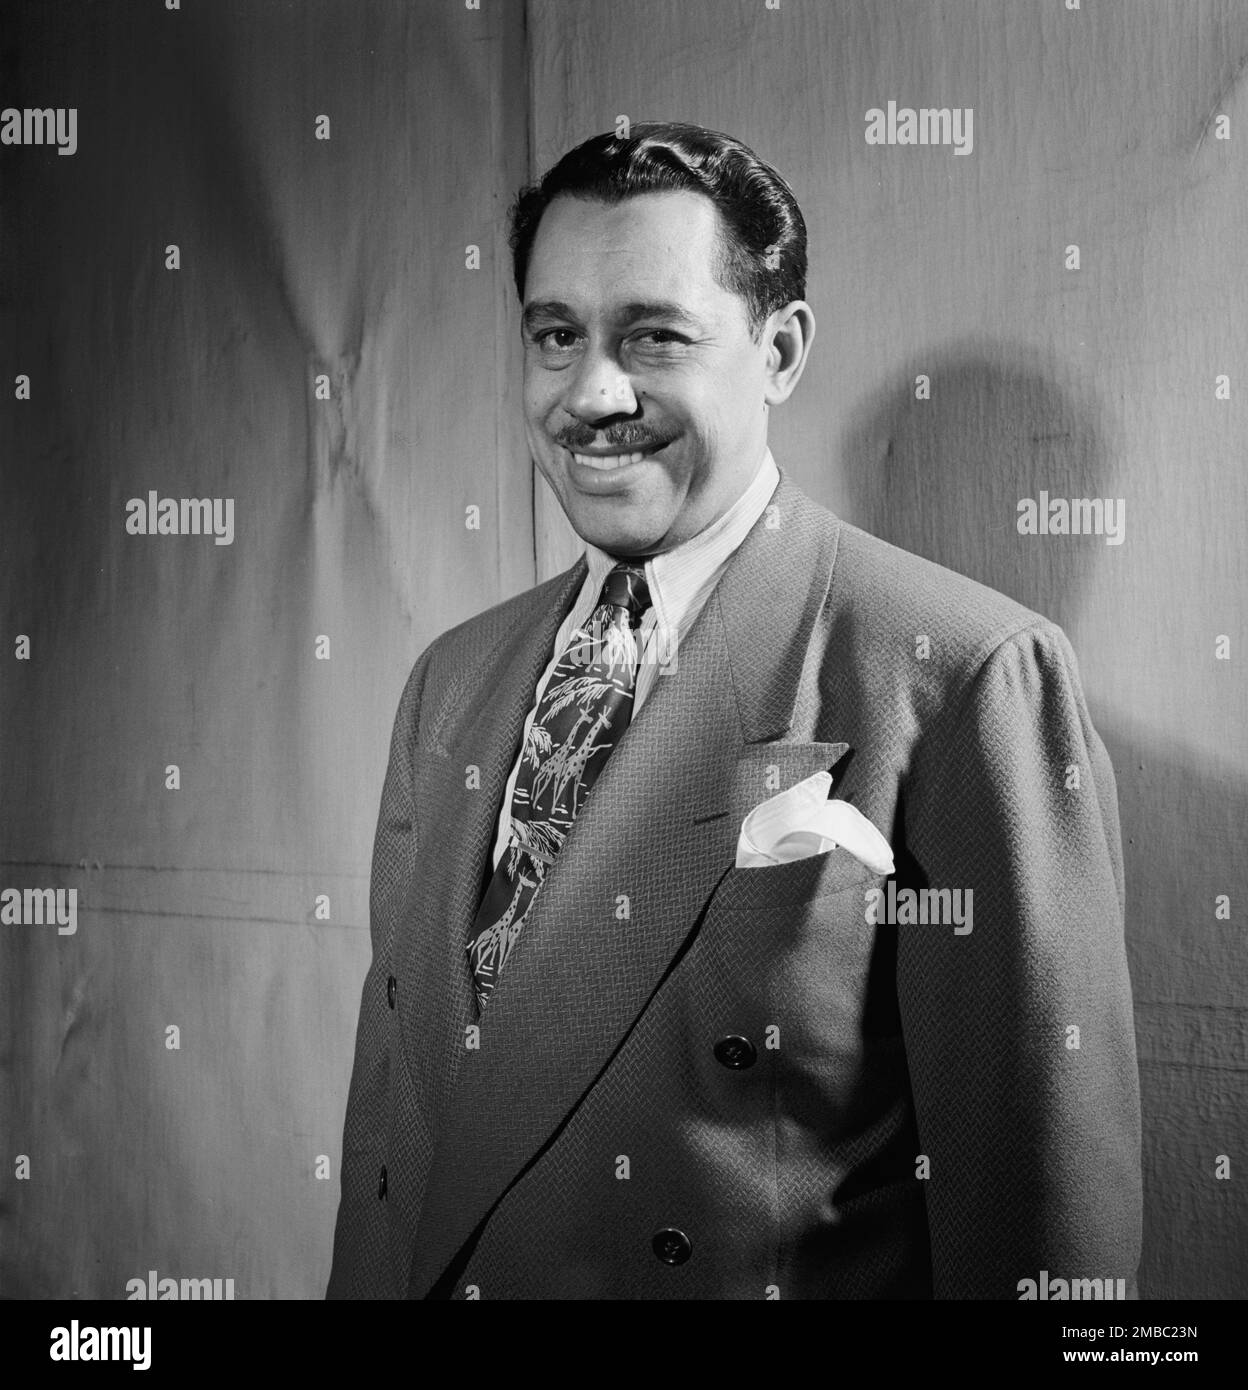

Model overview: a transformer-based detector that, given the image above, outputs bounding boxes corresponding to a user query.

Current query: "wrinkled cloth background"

[2,0,1245,1299]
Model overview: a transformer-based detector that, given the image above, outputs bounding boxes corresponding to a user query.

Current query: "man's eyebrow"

[615,301,703,331]
[521,299,704,333]
[522,300,578,332]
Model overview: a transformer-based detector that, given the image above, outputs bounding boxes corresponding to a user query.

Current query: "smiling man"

[328,123,1141,1300]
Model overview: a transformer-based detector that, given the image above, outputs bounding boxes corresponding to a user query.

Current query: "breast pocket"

[693,851,890,1070]
[711,845,881,911]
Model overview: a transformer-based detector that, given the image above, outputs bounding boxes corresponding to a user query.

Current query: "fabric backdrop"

[2,0,1245,1299]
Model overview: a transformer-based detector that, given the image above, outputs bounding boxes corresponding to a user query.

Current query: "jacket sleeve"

[898,620,1142,1299]
[326,648,432,1298]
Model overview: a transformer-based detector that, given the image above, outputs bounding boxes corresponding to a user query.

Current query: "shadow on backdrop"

[837,343,1248,1299]
[838,342,1113,629]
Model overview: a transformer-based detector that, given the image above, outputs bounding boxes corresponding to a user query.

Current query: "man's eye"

[536,329,579,350]
[637,330,684,346]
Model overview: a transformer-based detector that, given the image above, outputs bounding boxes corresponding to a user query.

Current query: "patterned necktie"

[466,560,652,1013]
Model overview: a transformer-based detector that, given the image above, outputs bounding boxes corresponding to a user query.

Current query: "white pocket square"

[735,770,895,874]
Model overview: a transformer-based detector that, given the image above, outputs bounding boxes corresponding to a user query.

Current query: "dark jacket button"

[387,974,397,1009]
[713,1034,757,1069]
[652,1228,692,1265]
[377,1166,388,1201]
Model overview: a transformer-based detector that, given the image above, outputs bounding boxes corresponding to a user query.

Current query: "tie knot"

[600,561,651,623]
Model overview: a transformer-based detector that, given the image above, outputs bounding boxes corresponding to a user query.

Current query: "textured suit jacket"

[327,470,1142,1300]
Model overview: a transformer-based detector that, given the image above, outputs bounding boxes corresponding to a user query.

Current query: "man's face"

[521,190,778,555]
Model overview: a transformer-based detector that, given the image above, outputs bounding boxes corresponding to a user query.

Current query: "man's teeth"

[571,449,648,470]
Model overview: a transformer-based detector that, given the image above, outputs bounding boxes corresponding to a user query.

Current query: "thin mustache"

[555,433,667,451]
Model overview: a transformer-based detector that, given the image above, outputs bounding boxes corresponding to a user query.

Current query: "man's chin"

[563,503,671,556]
[548,459,682,553]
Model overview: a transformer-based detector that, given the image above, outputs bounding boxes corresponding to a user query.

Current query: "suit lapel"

[406,473,845,1296]
[393,560,588,1145]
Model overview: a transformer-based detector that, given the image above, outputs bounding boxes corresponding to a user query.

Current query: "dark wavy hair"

[508,122,807,339]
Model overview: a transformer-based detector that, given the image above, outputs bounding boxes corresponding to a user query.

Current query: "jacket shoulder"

[398,565,581,742]
[429,567,577,660]
[829,517,1054,671]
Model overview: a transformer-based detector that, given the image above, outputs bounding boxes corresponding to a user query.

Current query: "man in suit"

[328,122,1141,1300]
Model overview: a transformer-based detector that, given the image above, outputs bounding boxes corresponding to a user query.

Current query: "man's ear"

[763,300,816,406]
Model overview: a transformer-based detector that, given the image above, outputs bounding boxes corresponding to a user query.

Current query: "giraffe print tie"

[465,560,652,1013]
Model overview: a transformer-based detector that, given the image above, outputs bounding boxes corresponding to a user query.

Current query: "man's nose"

[564,348,638,423]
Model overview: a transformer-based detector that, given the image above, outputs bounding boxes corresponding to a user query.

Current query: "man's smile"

[559,439,672,491]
